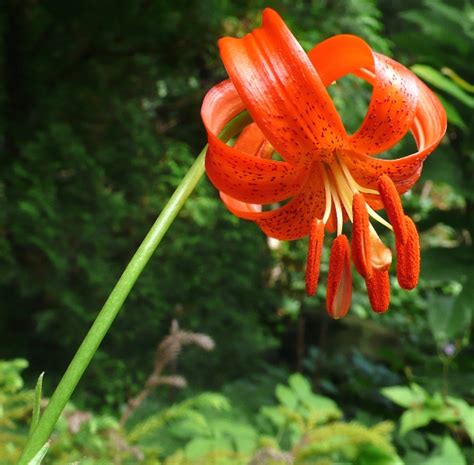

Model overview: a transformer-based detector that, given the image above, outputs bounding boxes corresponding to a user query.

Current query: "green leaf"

[423,436,466,465]
[276,384,298,409]
[447,397,474,442]
[447,278,474,339]
[436,95,467,130]
[411,64,474,108]
[381,385,425,408]
[185,438,216,459]
[442,67,474,93]
[29,372,45,436]
[421,247,472,282]
[426,293,456,344]
[400,409,432,435]
[27,443,49,465]
[288,373,312,401]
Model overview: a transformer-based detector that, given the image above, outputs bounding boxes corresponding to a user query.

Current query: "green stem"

[18,111,251,464]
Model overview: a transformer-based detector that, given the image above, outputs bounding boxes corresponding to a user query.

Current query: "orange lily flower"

[201,9,446,319]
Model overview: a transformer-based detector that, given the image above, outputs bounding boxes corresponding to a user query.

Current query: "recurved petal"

[202,80,307,204]
[218,122,274,219]
[308,35,418,156]
[256,162,327,240]
[232,122,274,159]
[218,8,347,165]
[338,66,446,194]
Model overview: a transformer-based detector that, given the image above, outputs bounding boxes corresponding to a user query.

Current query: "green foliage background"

[0,0,473,463]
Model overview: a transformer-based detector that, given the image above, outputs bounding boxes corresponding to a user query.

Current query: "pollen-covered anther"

[366,269,391,313]
[351,193,372,279]
[378,174,408,245]
[326,234,352,319]
[396,215,420,290]
[306,218,325,296]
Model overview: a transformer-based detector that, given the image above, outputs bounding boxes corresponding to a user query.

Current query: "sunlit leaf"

[411,64,474,108]
[399,409,431,435]
[381,385,426,408]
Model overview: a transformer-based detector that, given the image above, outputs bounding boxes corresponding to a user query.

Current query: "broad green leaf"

[461,409,474,443]
[442,67,474,92]
[411,64,474,108]
[423,436,466,465]
[447,278,474,339]
[447,397,474,442]
[400,409,432,435]
[276,384,298,409]
[421,247,472,282]
[436,95,467,130]
[261,406,286,427]
[426,293,456,344]
[304,393,340,413]
[185,438,217,459]
[432,405,459,424]
[288,373,312,401]
[381,386,425,408]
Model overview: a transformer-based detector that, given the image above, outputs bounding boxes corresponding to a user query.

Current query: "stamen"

[306,218,325,296]
[338,156,379,195]
[352,193,372,278]
[378,174,408,244]
[396,216,420,290]
[366,269,391,313]
[366,204,393,231]
[328,178,343,236]
[330,161,353,222]
[321,167,333,224]
[336,157,393,231]
[326,235,352,319]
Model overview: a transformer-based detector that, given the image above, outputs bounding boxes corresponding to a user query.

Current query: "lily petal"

[232,123,274,159]
[218,8,347,165]
[338,69,446,194]
[256,162,327,240]
[309,35,418,156]
[202,80,306,204]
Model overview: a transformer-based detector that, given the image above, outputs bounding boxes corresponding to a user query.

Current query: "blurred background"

[1,0,473,463]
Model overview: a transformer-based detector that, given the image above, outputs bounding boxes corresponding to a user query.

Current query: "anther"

[352,193,372,278]
[306,218,325,296]
[396,215,420,290]
[366,269,391,313]
[326,234,352,319]
[378,174,408,244]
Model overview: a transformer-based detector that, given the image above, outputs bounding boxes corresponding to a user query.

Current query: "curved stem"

[18,111,251,464]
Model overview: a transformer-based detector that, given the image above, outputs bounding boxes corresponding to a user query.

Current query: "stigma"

[305,156,420,318]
